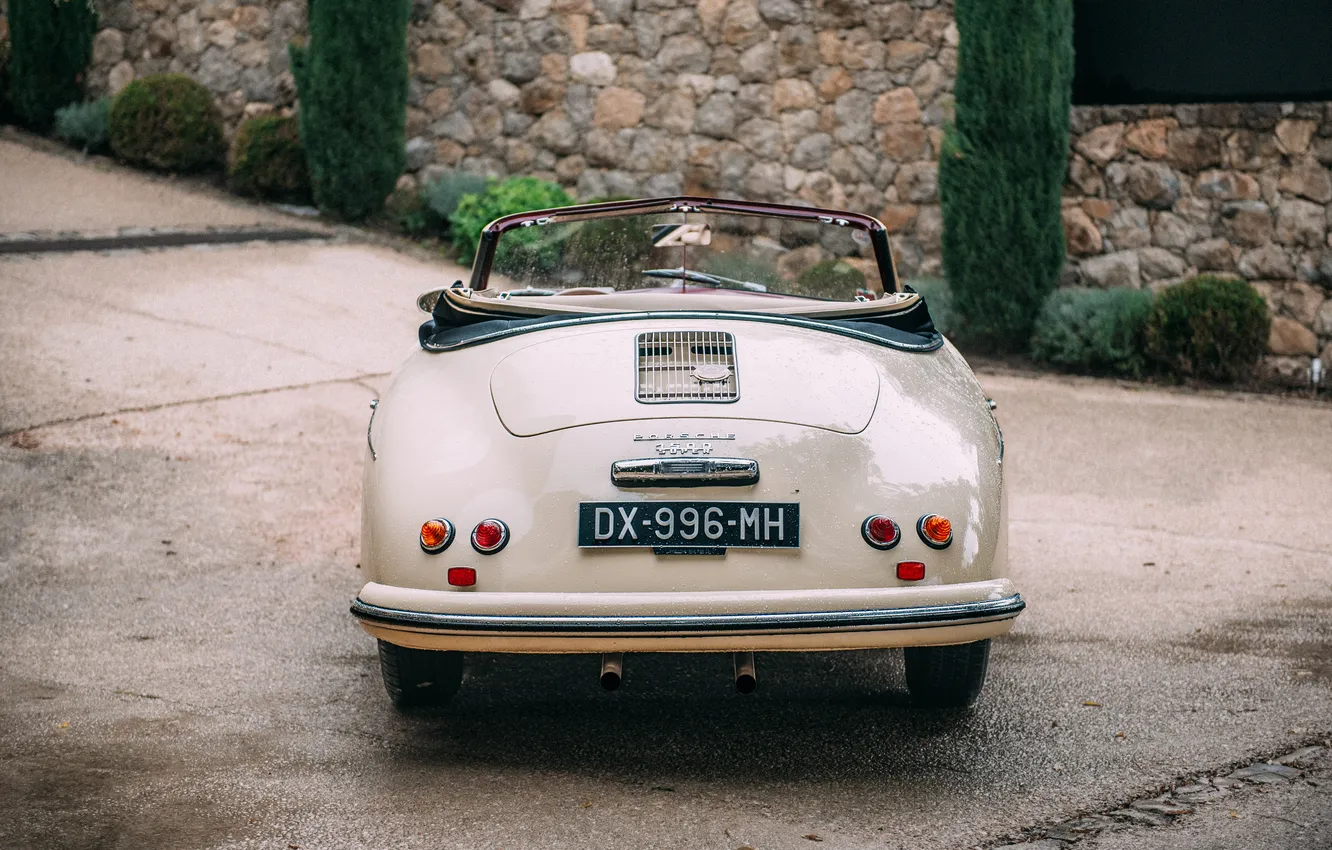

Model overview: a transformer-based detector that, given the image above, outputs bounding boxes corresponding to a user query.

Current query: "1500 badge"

[634,432,736,441]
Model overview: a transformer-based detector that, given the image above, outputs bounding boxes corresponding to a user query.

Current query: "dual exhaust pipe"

[599,652,757,694]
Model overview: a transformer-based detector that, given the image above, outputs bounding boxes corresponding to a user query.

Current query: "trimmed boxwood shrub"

[108,74,223,172]
[792,259,867,299]
[939,0,1074,352]
[54,96,111,153]
[227,114,310,203]
[449,176,573,268]
[293,0,411,220]
[6,0,97,131]
[1030,287,1154,377]
[1145,275,1269,382]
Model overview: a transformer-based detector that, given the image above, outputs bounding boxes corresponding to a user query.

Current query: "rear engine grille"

[636,330,739,403]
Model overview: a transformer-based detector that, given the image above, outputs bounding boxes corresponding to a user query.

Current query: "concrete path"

[0,135,302,233]
[0,148,1329,850]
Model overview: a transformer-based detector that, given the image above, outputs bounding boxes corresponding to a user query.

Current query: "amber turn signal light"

[896,561,926,581]
[917,514,952,549]
[420,518,454,553]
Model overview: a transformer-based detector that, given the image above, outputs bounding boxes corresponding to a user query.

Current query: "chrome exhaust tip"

[600,653,624,691]
[733,651,757,694]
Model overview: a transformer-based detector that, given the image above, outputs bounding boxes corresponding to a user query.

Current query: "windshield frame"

[466,196,900,297]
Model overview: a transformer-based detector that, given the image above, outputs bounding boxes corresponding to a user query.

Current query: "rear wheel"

[377,640,464,709]
[903,639,991,708]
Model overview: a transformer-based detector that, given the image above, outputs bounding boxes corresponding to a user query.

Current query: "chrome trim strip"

[611,457,759,487]
[366,398,378,461]
[350,594,1025,633]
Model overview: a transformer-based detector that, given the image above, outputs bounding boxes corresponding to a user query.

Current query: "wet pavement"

[1,136,1330,850]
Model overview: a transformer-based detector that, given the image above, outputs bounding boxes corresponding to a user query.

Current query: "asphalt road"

[1,144,1330,850]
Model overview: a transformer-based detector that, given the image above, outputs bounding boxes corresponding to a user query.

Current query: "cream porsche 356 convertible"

[352,196,1023,709]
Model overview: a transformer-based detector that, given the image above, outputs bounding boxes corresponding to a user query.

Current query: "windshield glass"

[486,209,884,301]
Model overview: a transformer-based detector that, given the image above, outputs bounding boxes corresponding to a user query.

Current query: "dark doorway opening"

[1073,0,1332,104]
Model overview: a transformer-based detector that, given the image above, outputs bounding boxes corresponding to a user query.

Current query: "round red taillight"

[419,518,454,553]
[471,519,509,554]
[861,515,900,549]
[918,514,952,549]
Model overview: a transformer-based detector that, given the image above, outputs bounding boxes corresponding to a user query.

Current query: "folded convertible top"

[419,288,943,353]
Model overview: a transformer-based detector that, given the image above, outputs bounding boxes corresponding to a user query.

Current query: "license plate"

[578,501,800,548]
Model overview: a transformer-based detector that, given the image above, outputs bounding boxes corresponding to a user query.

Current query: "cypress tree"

[939,0,1074,352]
[293,0,410,220]
[8,0,98,131]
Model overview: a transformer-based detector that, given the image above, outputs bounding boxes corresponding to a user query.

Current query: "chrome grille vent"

[636,331,739,403]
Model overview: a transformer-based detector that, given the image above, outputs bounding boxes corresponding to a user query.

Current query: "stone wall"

[53,0,1332,374]
[85,0,305,122]
[1063,104,1332,379]
[81,0,956,280]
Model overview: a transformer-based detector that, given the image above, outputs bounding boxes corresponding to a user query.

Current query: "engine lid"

[490,326,880,436]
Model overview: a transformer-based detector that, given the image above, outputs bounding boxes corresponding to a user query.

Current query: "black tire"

[377,640,464,709]
[903,639,991,708]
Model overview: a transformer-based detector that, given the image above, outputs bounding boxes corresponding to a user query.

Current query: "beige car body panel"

[357,313,1016,653]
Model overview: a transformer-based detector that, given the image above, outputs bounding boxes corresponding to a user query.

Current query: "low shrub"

[1030,287,1154,377]
[384,185,428,235]
[420,171,490,235]
[792,260,867,300]
[54,97,112,153]
[108,74,224,173]
[1145,275,1269,382]
[565,198,654,288]
[907,277,955,336]
[227,114,310,203]
[449,176,573,268]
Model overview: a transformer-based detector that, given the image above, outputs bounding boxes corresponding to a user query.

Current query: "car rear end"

[354,317,1019,656]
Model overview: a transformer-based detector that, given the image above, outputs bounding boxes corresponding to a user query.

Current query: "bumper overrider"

[350,579,1024,653]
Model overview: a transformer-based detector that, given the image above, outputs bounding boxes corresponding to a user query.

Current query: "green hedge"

[6,0,97,131]
[1145,276,1269,382]
[448,176,573,268]
[108,74,223,172]
[1030,287,1154,377]
[939,0,1074,352]
[0,26,12,123]
[227,114,310,203]
[293,0,411,220]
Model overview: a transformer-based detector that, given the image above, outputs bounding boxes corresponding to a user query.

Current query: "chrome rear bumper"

[350,594,1024,634]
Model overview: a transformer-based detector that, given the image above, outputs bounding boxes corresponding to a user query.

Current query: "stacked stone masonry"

[67,0,1332,373]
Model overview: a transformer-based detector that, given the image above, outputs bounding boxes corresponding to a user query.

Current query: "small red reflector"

[861,515,900,549]
[471,519,509,553]
[447,567,477,587]
[896,561,926,581]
